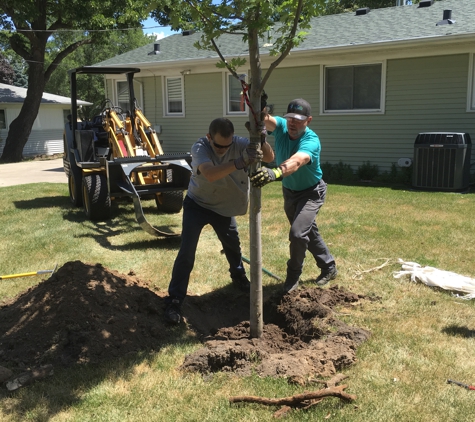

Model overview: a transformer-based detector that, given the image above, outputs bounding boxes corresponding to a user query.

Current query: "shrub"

[357,161,379,181]
[321,161,356,183]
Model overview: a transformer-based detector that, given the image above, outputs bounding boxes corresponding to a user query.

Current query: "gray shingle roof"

[95,0,475,67]
[0,83,92,105]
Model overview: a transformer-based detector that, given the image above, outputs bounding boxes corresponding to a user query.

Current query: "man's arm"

[198,160,239,183]
[263,113,277,132]
[279,152,310,177]
[261,139,274,163]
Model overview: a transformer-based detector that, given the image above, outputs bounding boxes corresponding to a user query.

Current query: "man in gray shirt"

[165,117,274,324]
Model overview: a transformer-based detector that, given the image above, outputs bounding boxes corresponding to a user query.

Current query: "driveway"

[0,158,66,187]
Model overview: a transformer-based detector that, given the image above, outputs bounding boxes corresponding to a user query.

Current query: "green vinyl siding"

[141,72,253,154]
[313,54,475,173]
[112,54,475,174]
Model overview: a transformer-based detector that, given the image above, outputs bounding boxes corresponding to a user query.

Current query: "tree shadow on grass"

[13,195,68,209]
[12,195,183,251]
[441,324,475,338]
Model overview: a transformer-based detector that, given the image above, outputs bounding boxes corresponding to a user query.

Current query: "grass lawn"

[1,180,475,421]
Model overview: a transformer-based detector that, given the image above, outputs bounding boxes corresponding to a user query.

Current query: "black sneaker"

[164,299,181,324]
[283,278,299,293]
[315,267,338,286]
[232,274,251,292]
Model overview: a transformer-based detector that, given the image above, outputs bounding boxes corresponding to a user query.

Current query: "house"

[93,0,475,175]
[0,84,91,157]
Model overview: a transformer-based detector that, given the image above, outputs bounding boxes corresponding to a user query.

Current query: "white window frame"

[163,76,185,117]
[0,109,6,129]
[320,61,386,115]
[223,73,247,116]
[467,53,475,112]
[114,79,144,112]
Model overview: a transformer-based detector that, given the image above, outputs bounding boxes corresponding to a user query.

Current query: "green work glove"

[250,166,283,187]
[234,147,263,170]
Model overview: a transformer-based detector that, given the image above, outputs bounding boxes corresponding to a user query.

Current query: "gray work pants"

[282,180,335,282]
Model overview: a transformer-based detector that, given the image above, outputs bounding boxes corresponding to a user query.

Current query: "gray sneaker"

[315,267,338,286]
[283,278,299,293]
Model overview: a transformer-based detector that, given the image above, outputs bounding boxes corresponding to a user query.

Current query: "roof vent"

[182,30,195,36]
[437,10,455,26]
[355,7,370,15]
[148,43,160,55]
[418,0,433,8]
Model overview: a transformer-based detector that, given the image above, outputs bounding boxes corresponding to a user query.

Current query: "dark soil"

[0,261,372,379]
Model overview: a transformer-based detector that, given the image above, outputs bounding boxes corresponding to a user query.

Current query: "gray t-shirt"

[187,135,250,217]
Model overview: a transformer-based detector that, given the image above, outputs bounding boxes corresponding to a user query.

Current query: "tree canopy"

[0,0,153,162]
[45,29,153,117]
[0,52,14,85]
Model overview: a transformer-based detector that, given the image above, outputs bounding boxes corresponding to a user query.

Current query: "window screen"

[166,77,183,114]
[325,64,382,111]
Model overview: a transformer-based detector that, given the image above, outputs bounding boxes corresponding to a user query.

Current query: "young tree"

[152,0,326,337]
[0,0,152,163]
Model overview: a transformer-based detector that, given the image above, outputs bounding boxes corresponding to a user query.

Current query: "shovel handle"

[447,379,475,390]
[0,270,53,280]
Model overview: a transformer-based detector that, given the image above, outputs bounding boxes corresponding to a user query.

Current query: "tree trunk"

[0,62,46,163]
[248,28,264,339]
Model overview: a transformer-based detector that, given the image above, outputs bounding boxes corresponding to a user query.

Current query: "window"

[117,81,130,112]
[226,74,246,115]
[165,77,184,116]
[63,109,71,125]
[0,110,5,129]
[323,63,383,113]
[115,80,143,113]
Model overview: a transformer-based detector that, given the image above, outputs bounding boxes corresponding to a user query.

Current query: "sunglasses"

[211,138,233,149]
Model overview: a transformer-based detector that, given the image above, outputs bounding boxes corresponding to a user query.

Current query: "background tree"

[152,0,326,337]
[0,0,152,163]
[0,32,28,87]
[45,29,153,118]
[0,52,14,84]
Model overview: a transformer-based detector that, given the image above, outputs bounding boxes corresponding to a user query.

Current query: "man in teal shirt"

[251,99,337,292]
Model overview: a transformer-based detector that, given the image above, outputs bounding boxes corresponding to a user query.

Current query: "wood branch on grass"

[229,384,356,406]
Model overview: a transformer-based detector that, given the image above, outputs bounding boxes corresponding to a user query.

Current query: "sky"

[142,17,178,40]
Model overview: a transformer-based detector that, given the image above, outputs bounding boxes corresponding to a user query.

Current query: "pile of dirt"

[0,261,372,380]
[182,287,371,378]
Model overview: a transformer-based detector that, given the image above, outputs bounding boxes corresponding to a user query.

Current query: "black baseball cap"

[284,99,311,121]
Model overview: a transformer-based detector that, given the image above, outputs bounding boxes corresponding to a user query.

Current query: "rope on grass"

[352,258,393,280]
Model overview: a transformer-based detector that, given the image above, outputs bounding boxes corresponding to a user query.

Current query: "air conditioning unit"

[412,132,471,192]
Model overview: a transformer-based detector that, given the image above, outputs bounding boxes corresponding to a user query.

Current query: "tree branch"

[262,0,304,88]
[45,38,92,82]
[229,384,356,406]
[210,38,240,79]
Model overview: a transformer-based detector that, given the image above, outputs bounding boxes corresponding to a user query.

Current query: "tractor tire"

[82,174,111,221]
[156,190,184,213]
[68,166,83,207]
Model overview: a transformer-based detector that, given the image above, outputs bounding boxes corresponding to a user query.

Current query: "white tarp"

[393,259,475,300]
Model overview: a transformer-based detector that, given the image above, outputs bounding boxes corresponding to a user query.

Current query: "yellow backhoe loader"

[63,67,191,236]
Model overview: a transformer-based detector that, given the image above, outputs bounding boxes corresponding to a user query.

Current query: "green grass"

[1,181,475,421]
